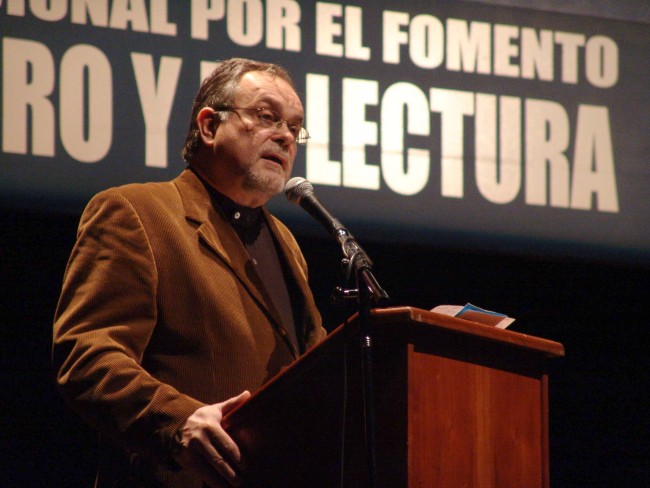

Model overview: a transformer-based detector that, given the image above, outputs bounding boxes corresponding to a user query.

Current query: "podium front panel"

[223,307,562,488]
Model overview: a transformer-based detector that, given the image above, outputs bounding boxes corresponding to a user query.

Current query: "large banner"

[2,1,649,261]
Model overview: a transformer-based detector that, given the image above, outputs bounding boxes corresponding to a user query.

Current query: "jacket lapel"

[173,169,291,351]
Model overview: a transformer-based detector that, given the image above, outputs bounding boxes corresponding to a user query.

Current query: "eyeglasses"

[215,106,310,145]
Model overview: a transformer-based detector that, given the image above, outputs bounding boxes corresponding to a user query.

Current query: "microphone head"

[285,177,314,204]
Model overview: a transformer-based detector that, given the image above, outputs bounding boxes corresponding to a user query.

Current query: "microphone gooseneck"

[284,177,389,306]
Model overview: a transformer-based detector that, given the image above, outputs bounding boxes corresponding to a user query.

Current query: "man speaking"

[53,58,326,487]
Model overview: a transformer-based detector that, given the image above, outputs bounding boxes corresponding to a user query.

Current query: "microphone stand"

[332,230,389,488]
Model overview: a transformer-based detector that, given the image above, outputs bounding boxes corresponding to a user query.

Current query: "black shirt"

[205,182,302,353]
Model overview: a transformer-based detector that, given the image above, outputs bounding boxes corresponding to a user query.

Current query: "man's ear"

[196,107,219,143]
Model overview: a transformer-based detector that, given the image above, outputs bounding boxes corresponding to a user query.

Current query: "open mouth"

[262,154,285,166]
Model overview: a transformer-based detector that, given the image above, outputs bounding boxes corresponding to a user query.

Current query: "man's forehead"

[235,71,302,110]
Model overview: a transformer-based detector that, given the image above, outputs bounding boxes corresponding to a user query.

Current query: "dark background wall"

[2,0,649,486]
[1,205,647,487]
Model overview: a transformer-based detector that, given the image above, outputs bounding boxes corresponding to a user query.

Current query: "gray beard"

[242,167,286,196]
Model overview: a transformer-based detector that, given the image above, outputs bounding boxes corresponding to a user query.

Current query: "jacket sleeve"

[52,189,204,464]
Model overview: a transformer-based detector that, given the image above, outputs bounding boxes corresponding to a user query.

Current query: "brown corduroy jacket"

[53,168,326,487]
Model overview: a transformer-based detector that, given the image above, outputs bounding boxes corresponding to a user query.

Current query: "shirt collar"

[190,167,264,229]
[219,195,264,229]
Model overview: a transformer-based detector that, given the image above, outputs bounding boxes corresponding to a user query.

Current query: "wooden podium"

[223,307,564,487]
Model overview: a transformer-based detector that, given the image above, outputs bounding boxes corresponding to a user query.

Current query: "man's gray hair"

[181,58,295,164]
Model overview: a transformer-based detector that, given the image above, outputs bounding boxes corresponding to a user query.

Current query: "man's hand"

[174,390,251,487]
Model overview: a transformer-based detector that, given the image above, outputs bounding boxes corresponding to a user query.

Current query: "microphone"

[285,177,360,257]
[285,177,389,305]
[285,177,346,237]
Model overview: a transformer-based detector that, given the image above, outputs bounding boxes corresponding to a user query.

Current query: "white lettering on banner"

[446,19,492,75]
[60,44,112,163]
[0,4,624,215]
[429,87,475,198]
[570,105,618,212]
[3,0,27,16]
[149,0,177,36]
[520,28,554,81]
[382,11,445,69]
[305,73,341,186]
[475,94,521,204]
[131,53,182,168]
[380,82,430,195]
[71,0,109,27]
[382,13,619,88]
[191,0,225,40]
[315,2,370,60]
[316,2,343,57]
[344,5,370,60]
[342,78,379,189]
[227,0,264,46]
[2,37,114,163]
[266,0,301,51]
[409,14,445,69]
[305,75,619,213]
[2,37,56,156]
[190,0,301,50]
[554,32,585,84]
[109,0,149,33]
[585,36,619,88]
[382,10,409,65]
[525,99,571,208]
[3,0,178,36]
[28,0,67,21]
[1,3,619,86]
[493,24,520,77]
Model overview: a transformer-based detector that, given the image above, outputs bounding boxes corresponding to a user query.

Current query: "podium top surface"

[368,306,565,358]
